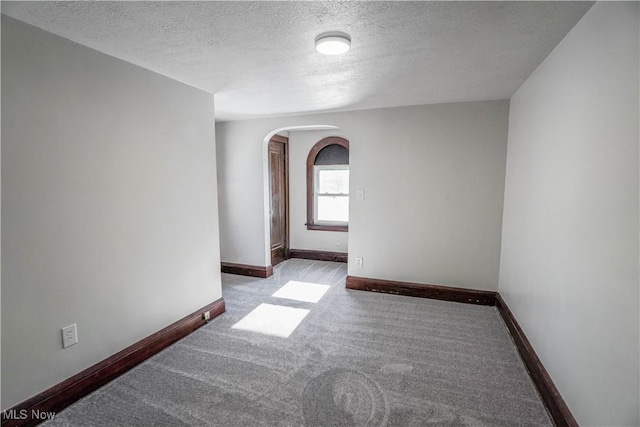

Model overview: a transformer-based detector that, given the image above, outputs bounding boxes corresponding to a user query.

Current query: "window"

[306,137,349,232]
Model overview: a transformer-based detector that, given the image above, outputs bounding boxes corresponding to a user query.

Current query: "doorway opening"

[264,126,349,268]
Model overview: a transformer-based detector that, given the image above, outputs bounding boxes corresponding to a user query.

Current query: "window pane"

[318,169,349,194]
[317,196,349,222]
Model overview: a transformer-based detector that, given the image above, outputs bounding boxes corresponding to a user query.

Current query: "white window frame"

[313,164,349,226]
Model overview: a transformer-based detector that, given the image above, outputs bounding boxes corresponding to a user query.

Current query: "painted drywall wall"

[216,100,509,290]
[288,129,349,254]
[498,3,639,425]
[1,16,222,409]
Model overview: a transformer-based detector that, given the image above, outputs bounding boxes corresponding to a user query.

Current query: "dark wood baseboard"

[289,249,347,263]
[496,294,577,427]
[1,299,225,427]
[221,262,273,278]
[346,276,497,306]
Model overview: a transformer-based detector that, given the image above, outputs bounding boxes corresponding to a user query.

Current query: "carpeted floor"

[46,259,552,426]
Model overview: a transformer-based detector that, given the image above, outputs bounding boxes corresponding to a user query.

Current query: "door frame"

[268,134,289,266]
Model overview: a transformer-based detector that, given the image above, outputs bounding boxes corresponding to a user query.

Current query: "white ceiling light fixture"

[315,32,351,55]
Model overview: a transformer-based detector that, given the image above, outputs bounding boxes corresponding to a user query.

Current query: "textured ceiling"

[2,1,593,121]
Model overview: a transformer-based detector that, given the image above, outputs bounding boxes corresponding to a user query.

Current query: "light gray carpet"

[46,259,551,426]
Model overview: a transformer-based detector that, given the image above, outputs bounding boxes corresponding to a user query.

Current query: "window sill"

[306,224,348,232]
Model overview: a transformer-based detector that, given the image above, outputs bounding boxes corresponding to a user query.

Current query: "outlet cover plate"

[62,323,78,348]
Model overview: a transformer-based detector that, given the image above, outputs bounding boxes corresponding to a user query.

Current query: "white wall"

[1,16,222,409]
[216,100,509,290]
[288,129,349,254]
[498,3,639,425]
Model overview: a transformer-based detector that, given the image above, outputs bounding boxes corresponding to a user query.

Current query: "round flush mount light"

[315,32,351,55]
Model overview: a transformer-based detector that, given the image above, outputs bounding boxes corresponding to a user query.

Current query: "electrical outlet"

[203,311,210,321]
[356,257,364,268]
[61,324,78,349]
[336,239,341,246]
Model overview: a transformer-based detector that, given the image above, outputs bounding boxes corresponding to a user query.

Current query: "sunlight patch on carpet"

[232,303,310,338]
[271,280,330,303]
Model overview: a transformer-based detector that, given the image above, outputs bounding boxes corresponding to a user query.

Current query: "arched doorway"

[263,126,349,267]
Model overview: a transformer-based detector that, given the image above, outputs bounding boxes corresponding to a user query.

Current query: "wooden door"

[269,135,288,266]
